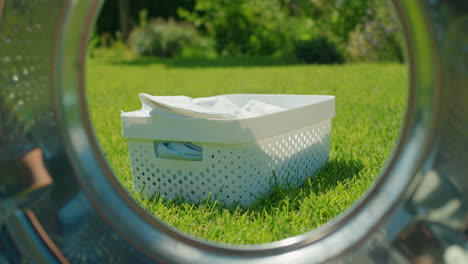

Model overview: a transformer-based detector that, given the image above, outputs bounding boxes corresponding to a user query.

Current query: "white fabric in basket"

[138,93,287,160]
[139,93,286,119]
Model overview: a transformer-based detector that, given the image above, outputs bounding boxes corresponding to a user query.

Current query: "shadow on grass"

[144,158,364,215]
[248,158,364,213]
[109,56,302,68]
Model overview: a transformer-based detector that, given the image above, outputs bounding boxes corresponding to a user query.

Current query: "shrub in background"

[211,5,256,55]
[179,0,294,56]
[277,0,374,43]
[345,2,405,62]
[129,15,207,58]
[96,0,197,37]
[294,36,344,64]
[345,23,404,62]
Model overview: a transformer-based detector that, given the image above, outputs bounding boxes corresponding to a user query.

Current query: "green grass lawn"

[86,51,408,244]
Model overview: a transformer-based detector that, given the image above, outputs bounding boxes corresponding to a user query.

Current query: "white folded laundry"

[139,93,286,119]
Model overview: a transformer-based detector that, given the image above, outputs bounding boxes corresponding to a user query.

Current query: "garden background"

[92,0,404,63]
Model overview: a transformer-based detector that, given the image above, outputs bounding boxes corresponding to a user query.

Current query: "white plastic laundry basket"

[121,94,335,206]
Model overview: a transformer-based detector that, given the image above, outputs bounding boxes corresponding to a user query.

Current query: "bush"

[294,37,345,64]
[129,17,206,58]
[211,5,256,55]
[345,2,405,62]
[345,23,404,62]
[179,0,294,56]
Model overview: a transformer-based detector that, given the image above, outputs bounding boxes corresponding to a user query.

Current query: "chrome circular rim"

[52,0,436,261]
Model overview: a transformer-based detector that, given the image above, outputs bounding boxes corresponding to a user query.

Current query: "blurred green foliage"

[294,37,345,64]
[345,1,405,62]
[279,0,373,42]
[97,0,405,63]
[178,0,294,56]
[128,12,209,58]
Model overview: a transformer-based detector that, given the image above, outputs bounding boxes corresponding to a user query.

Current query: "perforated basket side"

[128,119,332,206]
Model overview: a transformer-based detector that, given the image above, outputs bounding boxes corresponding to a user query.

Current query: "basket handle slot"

[154,141,203,161]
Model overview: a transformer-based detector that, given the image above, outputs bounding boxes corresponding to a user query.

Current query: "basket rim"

[121,94,335,144]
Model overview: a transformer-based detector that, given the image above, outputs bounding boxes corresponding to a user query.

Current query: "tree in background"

[118,0,131,41]
[97,0,195,37]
